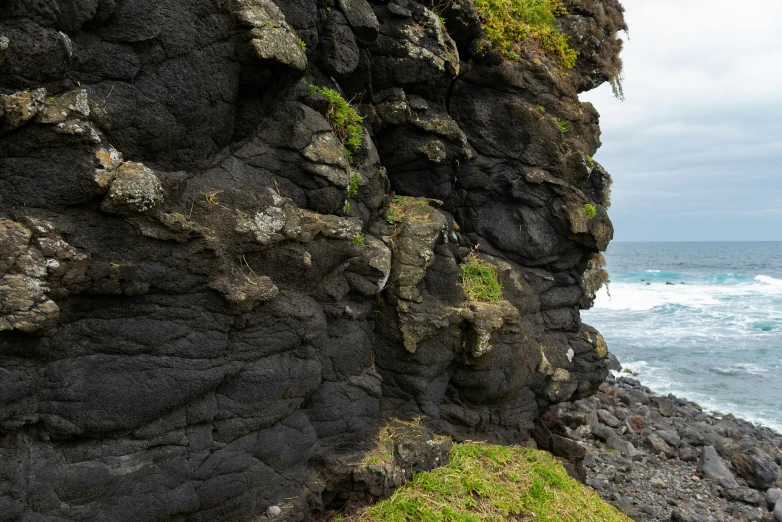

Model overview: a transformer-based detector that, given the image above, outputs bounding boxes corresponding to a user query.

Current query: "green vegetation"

[586,154,594,166]
[344,201,351,213]
[461,254,503,302]
[46,97,55,102]
[308,84,363,163]
[348,172,360,198]
[354,233,365,247]
[584,204,597,219]
[537,105,546,112]
[557,119,569,134]
[298,38,307,50]
[472,0,578,68]
[347,443,631,521]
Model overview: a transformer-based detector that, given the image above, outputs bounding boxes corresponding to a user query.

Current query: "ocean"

[583,242,782,433]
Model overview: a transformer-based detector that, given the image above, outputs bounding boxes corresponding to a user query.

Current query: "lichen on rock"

[100,162,163,215]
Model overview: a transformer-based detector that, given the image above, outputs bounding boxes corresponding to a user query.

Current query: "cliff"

[0,0,625,520]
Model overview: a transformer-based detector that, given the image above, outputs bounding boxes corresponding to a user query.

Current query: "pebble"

[556,374,782,522]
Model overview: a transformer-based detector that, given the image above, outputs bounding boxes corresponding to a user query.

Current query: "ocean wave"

[645,269,661,273]
[756,275,782,286]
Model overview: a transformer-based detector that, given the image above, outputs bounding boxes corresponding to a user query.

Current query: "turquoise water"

[583,242,782,432]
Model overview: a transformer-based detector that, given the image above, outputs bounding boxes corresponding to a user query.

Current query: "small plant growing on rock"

[348,172,360,198]
[537,105,546,112]
[584,203,597,219]
[461,253,503,302]
[298,38,307,50]
[354,233,365,247]
[308,84,363,164]
[473,0,578,68]
[557,119,569,133]
[586,154,594,166]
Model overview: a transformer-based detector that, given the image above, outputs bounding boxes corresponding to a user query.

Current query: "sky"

[580,0,782,242]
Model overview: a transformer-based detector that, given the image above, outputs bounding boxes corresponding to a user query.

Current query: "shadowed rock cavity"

[0,0,624,519]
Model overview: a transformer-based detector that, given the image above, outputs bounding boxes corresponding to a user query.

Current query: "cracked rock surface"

[1,0,626,520]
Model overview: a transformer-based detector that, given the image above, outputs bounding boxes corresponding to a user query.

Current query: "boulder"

[731,449,782,490]
[698,446,739,488]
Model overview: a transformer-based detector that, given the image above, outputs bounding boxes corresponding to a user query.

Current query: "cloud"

[581,0,782,241]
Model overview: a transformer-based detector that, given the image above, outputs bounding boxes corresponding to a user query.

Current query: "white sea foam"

[645,269,661,273]
[594,274,782,312]
[756,275,782,286]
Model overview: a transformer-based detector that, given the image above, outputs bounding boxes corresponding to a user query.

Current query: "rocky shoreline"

[554,368,782,521]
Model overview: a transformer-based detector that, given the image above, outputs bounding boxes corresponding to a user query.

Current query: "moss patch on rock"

[345,443,631,521]
[473,0,578,68]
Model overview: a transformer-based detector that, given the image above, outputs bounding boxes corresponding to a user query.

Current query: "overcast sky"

[580,0,782,242]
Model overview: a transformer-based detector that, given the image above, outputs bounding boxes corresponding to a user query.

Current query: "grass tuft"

[557,119,569,133]
[308,84,364,163]
[354,233,365,247]
[461,254,503,302]
[347,443,632,521]
[584,204,597,219]
[473,0,578,68]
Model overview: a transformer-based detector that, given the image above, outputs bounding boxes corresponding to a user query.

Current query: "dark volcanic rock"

[0,0,626,519]
[559,373,782,522]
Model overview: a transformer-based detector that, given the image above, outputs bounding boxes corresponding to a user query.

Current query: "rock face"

[0,0,625,520]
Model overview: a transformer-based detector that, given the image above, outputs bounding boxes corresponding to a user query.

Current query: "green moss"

[308,84,364,164]
[586,154,594,166]
[344,201,351,213]
[473,0,578,68]
[351,443,632,521]
[461,255,503,302]
[584,204,597,219]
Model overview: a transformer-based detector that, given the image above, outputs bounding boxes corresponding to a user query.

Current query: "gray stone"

[644,433,673,457]
[597,409,621,428]
[775,498,782,522]
[731,449,782,490]
[768,488,782,510]
[698,446,739,488]
[658,429,682,448]
[723,486,763,505]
